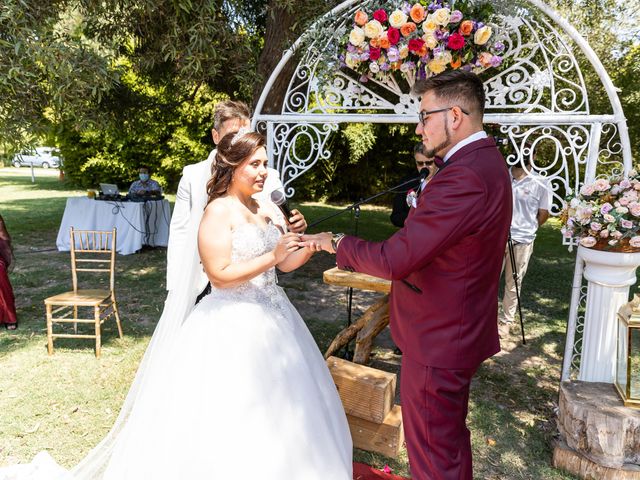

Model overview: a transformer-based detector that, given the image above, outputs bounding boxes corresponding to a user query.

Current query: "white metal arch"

[252,0,634,381]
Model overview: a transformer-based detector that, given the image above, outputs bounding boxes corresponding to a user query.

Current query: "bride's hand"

[273,232,304,263]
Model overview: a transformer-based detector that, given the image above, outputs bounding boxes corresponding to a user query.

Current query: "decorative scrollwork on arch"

[499,123,591,215]
[270,122,339,198]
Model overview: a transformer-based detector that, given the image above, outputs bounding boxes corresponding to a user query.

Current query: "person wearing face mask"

[128,166,162,197]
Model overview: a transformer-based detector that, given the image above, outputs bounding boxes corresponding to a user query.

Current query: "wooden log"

[324,295,388,360]
[323,267,391,293]
[348,405,404,459]
[353,300,390,364]
[553,440,640,480]
[557,380,640,468]
[327,355,396,423]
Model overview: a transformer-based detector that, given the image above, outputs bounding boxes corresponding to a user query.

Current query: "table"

[323,267,391,364]
[56,197,171,255]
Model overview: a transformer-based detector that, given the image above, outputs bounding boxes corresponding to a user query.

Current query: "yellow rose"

[474,25,492,45]
[422,14,438,32]
[432,8,450,26]
[399,45,409,59]
[363,19,384,38]
[349,27,366,47]
[422,32,438,49]
[388,10,408,28]
[428,58,447,74]
[345,54,358,69]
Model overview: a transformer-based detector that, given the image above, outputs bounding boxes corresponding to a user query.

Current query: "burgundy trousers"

[400,355,477,480]
[0,259,17,326]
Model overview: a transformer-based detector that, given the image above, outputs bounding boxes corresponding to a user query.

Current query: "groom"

[306,71,511,479]
[166,100,307,294]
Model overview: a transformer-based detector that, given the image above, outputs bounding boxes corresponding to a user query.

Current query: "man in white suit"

[166,100,306,293]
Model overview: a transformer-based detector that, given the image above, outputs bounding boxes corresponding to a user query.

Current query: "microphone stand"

[307,172,426,230]
[307,171,427,361]
[507,234,527,344]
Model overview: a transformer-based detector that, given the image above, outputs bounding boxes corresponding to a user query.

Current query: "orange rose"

[409,4,426,23]
[370,37,381,48]
[392,61,402,71]
[459,20,473,36]
[354,10,368,26]
[380,35,391,49]
[417,44,428,57]
[400,22,417,37]
[451,57,462,69]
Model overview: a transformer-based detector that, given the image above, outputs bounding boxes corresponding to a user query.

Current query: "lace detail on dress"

[206,222,290,319]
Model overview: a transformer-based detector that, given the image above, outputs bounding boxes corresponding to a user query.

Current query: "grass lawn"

[0,170,578,479]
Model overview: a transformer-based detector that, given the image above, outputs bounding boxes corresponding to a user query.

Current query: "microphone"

[419,167,430,181]
[270,189,294,223]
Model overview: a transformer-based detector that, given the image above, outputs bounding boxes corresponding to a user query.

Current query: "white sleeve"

[166,170,192,291]
[539,179,552,211]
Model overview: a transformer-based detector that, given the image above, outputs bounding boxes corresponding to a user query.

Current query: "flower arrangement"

[561,169,640,251]
[340,0,504,82]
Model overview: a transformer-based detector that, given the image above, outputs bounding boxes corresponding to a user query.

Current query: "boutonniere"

[406,189,418,208]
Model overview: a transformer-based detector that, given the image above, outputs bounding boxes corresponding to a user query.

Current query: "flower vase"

[577,245,640,382]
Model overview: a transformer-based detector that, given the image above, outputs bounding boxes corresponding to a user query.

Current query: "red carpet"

[353,462,410,480]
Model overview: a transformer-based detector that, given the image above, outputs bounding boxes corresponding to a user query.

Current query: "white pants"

[501,241,535,323]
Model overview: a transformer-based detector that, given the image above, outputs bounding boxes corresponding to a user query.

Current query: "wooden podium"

[323,267,391,364]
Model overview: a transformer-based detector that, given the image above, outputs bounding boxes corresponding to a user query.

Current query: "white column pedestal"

[578,245,640,382]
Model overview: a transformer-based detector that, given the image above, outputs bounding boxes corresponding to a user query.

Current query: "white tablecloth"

[56,197,171,255]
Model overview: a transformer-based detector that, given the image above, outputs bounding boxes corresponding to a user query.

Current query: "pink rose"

[620,179,631,189]
[630,236,640,248]
[594,178,611,191]
[580,236,597,248]
[621,219,634,229]
[630,202,640,217]
[616,206,629,214]
[612,230,623,239]
[369,47,381,60]
[580,184,595,196]
[604,213,615,223]
[447,33,465,50]
[600,230,610,238]
[619,197,630,206]
[590,222,602,231]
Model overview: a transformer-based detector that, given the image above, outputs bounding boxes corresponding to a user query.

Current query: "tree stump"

[556,380,640,475]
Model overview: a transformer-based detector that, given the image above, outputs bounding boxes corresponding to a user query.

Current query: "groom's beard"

[424,121,452,158]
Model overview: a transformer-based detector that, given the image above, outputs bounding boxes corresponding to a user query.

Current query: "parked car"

[12,147,61,169]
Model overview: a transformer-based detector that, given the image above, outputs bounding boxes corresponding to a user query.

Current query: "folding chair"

[44,228,123,357]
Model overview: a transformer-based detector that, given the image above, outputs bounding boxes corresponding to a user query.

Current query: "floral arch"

[252,0,634,380]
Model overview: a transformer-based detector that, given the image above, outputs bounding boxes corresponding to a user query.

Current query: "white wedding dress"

[1,222,352,479]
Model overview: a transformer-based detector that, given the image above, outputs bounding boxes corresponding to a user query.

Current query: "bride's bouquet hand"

[274,232,305,263]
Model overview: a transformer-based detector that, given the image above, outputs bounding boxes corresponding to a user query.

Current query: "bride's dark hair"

[206,131,266,204]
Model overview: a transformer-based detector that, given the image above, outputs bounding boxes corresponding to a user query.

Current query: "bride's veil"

[69,196,207,478]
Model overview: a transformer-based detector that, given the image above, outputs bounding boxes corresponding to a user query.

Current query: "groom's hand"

[299,232,333,253]
[287,209,307,234]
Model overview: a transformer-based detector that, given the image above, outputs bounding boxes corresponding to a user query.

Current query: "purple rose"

[601,202,614,215]
[380,62,391,71]
[476,21,485,29]
[359,75,369,83]
[347,44,356,53]
[494,41,505,52]
[621,219,634,229]
[450,10,463,23]
[401,2,411,14]
[490,55,502,67]
[387,46,400,62]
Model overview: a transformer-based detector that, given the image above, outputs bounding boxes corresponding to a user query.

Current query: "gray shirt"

[510,170,551,244]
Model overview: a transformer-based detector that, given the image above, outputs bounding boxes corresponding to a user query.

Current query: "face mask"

[139,173,150,182]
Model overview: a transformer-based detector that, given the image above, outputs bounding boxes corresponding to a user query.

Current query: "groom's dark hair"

[413,70,486,117]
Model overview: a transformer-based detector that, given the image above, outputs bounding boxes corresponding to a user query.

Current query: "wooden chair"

[44,228,123,357]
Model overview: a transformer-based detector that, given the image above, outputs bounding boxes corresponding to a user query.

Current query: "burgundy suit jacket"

[336,137,512,369]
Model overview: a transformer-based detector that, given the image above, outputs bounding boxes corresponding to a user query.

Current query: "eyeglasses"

[416,160,434,168]
[418,106,470,126]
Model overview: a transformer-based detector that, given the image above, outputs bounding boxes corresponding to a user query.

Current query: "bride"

[1,130,353,479]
